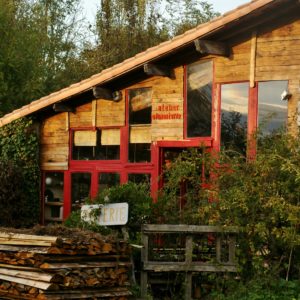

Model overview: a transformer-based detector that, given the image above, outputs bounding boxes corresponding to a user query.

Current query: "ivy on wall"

[0,117,40,227]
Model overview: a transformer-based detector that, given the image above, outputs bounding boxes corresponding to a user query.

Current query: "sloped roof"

[0,0,287,126]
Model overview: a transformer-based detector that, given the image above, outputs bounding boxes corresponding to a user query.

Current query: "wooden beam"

[53,103,74,113]
[194,39,230,57]
[250,30,257,88]
[92,87,122,101]
[143,63,172,77]
[93,86,113,100]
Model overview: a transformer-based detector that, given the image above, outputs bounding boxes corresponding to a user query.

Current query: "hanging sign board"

[81,203,128,226]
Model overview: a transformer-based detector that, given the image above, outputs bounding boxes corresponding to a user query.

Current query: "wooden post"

[216,236,221,263]
[185,272,193,300]
[92,100,97,127]
[250,30,257,88]
[228,236,236,264]
[141,230,149,299]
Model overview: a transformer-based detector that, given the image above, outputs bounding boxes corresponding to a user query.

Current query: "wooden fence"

[141,224,239,299]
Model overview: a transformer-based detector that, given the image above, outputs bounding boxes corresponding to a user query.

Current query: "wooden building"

[0,0,299,223]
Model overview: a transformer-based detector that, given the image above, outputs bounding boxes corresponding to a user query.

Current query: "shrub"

[0,117,40,227]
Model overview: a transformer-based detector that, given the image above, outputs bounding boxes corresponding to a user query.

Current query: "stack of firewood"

[0,229,132,299]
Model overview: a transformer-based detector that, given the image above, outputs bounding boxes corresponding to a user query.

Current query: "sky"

[81,0,250,25]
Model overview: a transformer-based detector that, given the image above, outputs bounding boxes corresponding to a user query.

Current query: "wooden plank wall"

[40,18,300,170]
[215,18,300,135]
[256,19,300,135]
[40,113,69,170]
[129,67,184,142]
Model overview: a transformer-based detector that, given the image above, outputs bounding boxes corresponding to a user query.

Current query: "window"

[98,173,120,192]
[258,81,288,134]
[71,173,91,211]
[44,172,64,221]
[72,129,120,160]
[186,60,213,137]
[129,88,152,125]
[128,88,152,163]
[221,82,249,154]
[128,173,151,186]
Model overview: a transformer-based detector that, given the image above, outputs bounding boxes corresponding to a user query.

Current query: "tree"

[82,0,218,75]
[0,0,85,116]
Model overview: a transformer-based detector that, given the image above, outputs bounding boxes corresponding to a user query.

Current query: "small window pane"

[258,81,288,134]
[44,172,64,221]
[187,60,212,137]
[129,143,151,163]
[129,88,152,125]
[221,83,249,154]
[128,173,151,186]
[71,173,91,211]
[72,130,120,160]
[98,173,120,191]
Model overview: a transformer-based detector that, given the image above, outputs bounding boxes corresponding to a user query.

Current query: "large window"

[221,82,249,154]
[258,81,288,134]
[72,129,120,160]
[186,60,213,137]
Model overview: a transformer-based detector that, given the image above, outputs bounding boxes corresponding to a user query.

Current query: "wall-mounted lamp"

[281,89,292,101]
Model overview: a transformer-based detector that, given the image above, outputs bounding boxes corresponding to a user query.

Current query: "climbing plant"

[0,117,40,227]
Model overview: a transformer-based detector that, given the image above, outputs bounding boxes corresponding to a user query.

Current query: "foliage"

[210,277,300,300]
[154,132,300,296]
[65,182,153,242]
[165,0,220,35]
[82,0,218,75]
[0,0,85,115]
[0,117,40,227]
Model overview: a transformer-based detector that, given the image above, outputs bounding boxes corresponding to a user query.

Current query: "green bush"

[0,117,40,227]
[65,182,153,242]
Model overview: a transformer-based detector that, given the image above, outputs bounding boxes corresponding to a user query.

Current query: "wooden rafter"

[194,39,230,57]
[143,63,172,77]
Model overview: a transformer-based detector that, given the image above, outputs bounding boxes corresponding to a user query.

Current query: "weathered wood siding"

[40,18,300,169]
[256,20,300,135]
[40,113,69,170]
[128,67,184,141]
[215,18,300,135]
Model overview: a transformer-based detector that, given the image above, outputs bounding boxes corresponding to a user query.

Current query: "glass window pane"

[44,172,64,221]
[221,83,249,154]
[128,173,151,186]
[98,173,120,191]
[71,173,91,211]
[258,81,288,134]
[187,60,212,137]
[129,88,152,125]
[129,143,151,163]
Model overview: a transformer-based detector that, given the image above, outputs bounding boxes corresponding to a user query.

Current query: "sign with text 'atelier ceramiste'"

[81,203,129,226]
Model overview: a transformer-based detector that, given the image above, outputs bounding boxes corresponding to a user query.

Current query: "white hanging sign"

[81,203,128,226]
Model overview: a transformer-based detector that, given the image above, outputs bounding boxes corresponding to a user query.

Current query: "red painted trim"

[156,139,212,148]
[183,64,188,139]
[248,84,258,159]
[63,171,71,220]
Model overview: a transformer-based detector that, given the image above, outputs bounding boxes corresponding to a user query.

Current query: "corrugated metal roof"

[0,0,278,127]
